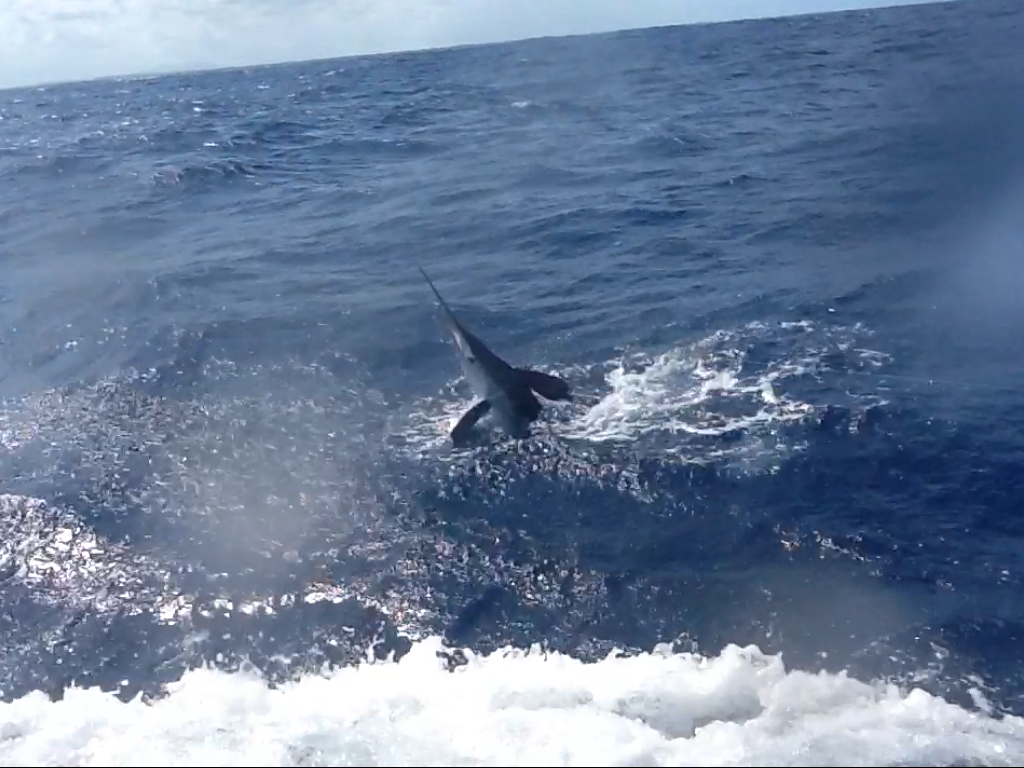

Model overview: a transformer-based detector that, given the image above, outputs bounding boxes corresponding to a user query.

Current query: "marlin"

[418,266,572,446]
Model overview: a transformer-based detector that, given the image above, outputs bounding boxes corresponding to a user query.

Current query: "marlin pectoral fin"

[451,399,492,446]
[517,368,572,402]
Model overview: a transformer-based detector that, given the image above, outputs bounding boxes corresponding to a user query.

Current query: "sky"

[0,0,938,91]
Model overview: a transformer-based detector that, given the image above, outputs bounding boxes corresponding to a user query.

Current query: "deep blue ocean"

[3,0,1024,764]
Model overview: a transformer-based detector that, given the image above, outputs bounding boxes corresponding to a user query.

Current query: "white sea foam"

[1,635,1021,767]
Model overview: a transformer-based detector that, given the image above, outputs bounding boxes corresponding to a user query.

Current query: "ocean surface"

[3,0,1024,764]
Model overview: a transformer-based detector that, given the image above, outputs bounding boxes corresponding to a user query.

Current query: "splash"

[393,319,892,474]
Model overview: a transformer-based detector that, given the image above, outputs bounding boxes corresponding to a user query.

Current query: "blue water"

[3,0,1024,763]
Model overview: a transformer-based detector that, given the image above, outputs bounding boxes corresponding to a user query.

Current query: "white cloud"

[0,0,935,90]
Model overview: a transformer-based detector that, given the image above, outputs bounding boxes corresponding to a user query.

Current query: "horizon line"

[0,0,949,94]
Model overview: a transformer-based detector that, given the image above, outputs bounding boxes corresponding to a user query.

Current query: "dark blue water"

[2,0,1024,755]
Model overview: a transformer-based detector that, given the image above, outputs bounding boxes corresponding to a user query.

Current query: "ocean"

[2,0,1024,764]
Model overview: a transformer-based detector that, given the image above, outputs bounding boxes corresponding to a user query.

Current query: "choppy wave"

[4,0,1024,764]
